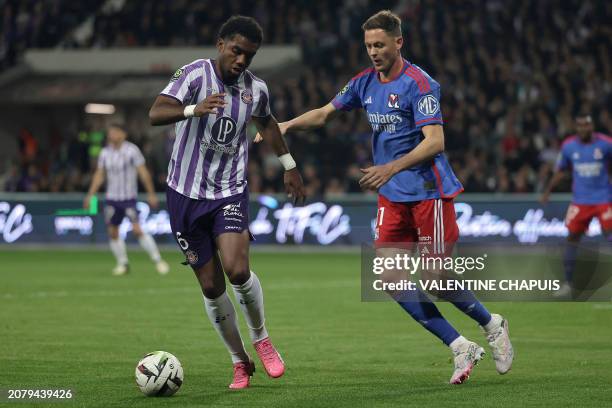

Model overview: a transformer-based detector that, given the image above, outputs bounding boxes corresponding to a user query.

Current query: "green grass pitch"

[1,249,611,407]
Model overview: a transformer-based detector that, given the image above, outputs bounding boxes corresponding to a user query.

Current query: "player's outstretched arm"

[84,166,105,209]
[252,114,306,205]
[148,94,226,126]
[136,164,159,209]
[253,103,340,143]
[360,124,445,190]
[540,171,567,205]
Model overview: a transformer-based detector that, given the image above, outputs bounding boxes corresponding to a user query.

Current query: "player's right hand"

[254,121,288,143]
[194,93,226,116]
[539,192,550,205]
[83,194,92,210]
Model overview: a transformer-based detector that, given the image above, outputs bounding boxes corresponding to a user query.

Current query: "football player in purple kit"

[149,16,306,389]
[256,10,513,384]
[84,123,170,276]
[541,113,611,297]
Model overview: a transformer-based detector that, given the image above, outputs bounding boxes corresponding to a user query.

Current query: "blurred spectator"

[2,0,611,195]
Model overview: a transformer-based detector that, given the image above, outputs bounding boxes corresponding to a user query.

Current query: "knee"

[201,283,224,299]
[224,261,250,285]
[132,224,143,237]
[194,269,224,298]
[108,227,119,240]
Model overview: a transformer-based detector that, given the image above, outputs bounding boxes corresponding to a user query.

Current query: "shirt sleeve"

[132,145,145,167]
[331,79,362,111]
[555,145,571,171]
[252,81,271,118]
[409,80,444,128]
[160,63,198,104]
[97,150,105,169]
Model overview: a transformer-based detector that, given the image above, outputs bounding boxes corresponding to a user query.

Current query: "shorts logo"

[170,68,184,82]
[241,89,253,104]
[223,203,243,218]
[211,116,238,146]
[417,95,439,115]
[387,93,400,108]
[185,250,199,265]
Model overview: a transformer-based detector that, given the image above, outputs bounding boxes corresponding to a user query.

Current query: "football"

[135,351,184,397]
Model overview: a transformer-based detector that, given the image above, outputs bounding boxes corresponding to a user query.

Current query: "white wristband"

[183,105,196,118]
[278,153,297,171]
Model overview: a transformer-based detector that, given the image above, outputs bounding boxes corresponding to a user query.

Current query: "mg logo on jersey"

[387,93,400,108]
[417,95,439,115]
[211,116,237,146]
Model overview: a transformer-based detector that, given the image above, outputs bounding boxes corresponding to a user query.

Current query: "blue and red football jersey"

[556,133,611,204]
[331,59,462,202]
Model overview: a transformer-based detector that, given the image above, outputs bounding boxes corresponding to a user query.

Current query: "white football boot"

[112,264,129,276]
[450,340,485,384]
[481,314,514,374]
[156,260,170,275]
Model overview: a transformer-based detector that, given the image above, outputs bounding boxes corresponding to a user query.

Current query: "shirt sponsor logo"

[367,112,403,133]
[210,116,238,146]
[417,95,439,115]
[574,162,602,177]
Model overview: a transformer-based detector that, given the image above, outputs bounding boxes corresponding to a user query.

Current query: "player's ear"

[395,36,403,51]
[216,38,224,53]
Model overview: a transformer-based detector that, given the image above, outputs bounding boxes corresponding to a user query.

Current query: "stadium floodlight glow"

[85,103,116,115]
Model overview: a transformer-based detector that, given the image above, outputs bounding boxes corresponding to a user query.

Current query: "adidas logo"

[364,96,373,104]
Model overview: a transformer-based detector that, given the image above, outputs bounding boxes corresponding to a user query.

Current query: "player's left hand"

[284,168,306,205]
[147,193,159,210]
[359,164,396,190]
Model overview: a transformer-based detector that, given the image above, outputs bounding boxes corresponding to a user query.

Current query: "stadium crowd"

[2,0,610,196]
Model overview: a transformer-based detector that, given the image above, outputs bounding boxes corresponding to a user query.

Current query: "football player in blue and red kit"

[541,113,611,297]
[256,10,513,384]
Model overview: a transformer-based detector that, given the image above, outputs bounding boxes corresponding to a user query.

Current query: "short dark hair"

[575,111,592,122]
[362,10,402,37]
[108,122,127,132]
[218,15,263,45]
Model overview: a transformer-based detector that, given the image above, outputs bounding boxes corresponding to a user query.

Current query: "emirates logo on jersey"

[387,93,400,108]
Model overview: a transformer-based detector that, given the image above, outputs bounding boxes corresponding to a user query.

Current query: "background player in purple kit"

[84,123,170,276]
[256,10,513,385]
[149,16,306,389]
[541,113,611,297]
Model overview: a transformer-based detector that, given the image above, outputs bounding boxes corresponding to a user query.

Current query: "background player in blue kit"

[256,10,513,384]
[541,113,611,297]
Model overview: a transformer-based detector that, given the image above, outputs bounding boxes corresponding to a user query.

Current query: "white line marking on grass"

[1,279,359,300]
